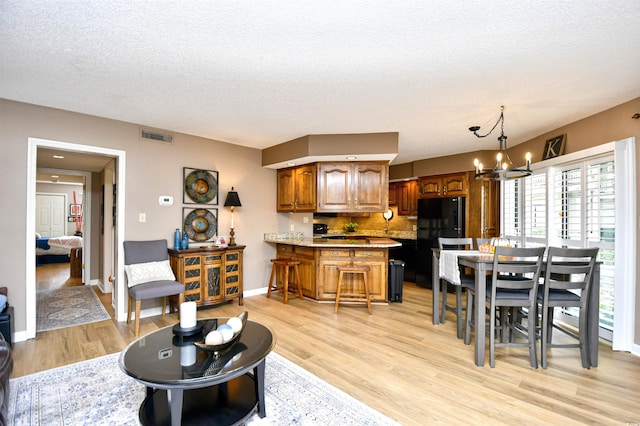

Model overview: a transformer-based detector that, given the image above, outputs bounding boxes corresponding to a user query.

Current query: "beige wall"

[0,98,278,335]
[391,97,640,346]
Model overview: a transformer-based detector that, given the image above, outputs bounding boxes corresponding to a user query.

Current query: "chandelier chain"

[473,106,505,139]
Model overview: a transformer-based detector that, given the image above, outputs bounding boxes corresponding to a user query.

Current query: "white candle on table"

[180,345,196,366]
[180,301,197,329]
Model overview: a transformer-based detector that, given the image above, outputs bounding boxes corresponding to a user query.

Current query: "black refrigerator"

[415,196,466,288]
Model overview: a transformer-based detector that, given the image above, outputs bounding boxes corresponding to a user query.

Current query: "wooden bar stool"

[334,265,372,314]
[267,259,303,304]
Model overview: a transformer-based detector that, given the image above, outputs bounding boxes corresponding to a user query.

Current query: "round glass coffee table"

[119,319,275,426]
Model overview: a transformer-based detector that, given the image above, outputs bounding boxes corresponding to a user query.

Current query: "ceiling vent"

[140,128,174,144]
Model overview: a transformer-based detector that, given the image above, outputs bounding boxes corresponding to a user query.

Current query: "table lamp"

[224,187,242,246]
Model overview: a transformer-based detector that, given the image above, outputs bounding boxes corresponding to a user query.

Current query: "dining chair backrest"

[492,246,545,292]
[438,237,473,251]
[542,247,599,303]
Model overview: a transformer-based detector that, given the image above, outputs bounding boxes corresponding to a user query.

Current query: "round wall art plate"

[184,169,218,204]
[184,209,217,241]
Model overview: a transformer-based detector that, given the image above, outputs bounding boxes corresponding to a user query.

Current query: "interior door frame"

[37,169,92,282]
[26,137,126,340]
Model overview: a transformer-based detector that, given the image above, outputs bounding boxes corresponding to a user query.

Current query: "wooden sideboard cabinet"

[169,246,245,307]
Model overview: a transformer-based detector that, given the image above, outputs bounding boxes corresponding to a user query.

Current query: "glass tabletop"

[119,319,275,386]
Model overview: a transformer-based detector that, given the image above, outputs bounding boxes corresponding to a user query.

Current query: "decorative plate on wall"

[183,208,217,242]
[184,168,218,204]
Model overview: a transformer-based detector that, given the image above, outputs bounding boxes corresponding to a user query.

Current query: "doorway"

[26,138,126,340]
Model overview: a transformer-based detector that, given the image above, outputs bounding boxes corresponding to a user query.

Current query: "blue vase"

[181,234,189,250]
[174,229,181,250]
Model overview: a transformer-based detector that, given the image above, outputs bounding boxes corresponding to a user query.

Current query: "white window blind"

[502,154,616,341]
[525,172,547,245]
[586,160,616,333]
[554,167,582,244]
[502,179,519,239]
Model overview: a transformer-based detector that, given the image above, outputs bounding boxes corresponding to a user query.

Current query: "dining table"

[432,248,601,367]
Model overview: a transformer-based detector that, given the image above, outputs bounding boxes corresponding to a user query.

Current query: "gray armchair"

[123,240,185,336]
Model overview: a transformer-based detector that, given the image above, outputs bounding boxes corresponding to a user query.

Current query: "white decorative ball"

[205,330,223,345]
[217,324,234,342]
[227,317,243,333]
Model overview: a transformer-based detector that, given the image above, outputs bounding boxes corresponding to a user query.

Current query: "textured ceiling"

[1,1,639,166]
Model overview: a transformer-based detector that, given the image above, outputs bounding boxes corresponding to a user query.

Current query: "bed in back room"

[36,234,83,265]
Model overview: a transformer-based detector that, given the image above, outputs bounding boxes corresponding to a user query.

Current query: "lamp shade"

[224,187,242,207]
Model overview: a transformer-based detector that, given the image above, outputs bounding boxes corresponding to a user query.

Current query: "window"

[502,155,616,341]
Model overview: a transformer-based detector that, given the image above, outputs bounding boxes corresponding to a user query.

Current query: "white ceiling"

[2,1,639,166]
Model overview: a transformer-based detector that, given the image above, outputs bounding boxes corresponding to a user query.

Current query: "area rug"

[8,351,398,426]
[36,286,111,332]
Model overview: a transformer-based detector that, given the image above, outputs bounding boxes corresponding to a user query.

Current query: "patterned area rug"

[8,351,398,425]
[36,286,111,332]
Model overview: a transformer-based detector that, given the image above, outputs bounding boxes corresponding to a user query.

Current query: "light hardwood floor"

[13,264,640,425]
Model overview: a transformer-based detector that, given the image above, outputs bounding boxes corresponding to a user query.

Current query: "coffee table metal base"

[139,374,259,426]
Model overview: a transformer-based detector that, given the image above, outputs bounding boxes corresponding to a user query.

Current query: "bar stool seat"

[334,265,372,314]
[267,259,303,304]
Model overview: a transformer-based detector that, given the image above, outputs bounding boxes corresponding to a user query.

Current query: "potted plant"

[344,222,359,232]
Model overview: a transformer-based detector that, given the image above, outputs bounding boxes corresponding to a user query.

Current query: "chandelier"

[470,106,532,181]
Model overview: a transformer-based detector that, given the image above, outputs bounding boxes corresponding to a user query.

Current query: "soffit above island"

[262,132,398,169]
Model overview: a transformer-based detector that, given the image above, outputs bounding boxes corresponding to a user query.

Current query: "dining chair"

[438,237,474,339]
[123,240,185,336]
[465,246,545,368]
[538,247,599,369]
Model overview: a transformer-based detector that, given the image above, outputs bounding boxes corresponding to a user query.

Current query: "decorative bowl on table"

[193,311,248,354]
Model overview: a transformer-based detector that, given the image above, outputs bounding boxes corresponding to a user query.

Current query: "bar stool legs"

[267,259,303,304]
[334,265,372,314]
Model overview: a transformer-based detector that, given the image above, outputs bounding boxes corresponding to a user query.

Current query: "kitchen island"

[264,237,401,302]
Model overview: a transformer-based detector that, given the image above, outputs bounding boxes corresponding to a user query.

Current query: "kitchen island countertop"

[263,237,401,248]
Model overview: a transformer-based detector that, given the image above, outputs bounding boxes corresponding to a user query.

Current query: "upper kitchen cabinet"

[316,161,389,213]
[388,181,398,206]
[277,164,317,212]
[418,172,468,198]
[397,180,419,216]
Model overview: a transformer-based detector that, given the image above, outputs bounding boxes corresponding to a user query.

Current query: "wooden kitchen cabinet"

[418,172,468,198]
[275,244,316,298]
[316,247,387,302]
[277,164,316,212]
[388,181,398,206]
[467,177,500,240]
[169,246,244,307]
[397,180,418,216]
[316,161,388,213]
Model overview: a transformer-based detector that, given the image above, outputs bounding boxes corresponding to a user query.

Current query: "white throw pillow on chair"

[125,260,176,287]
